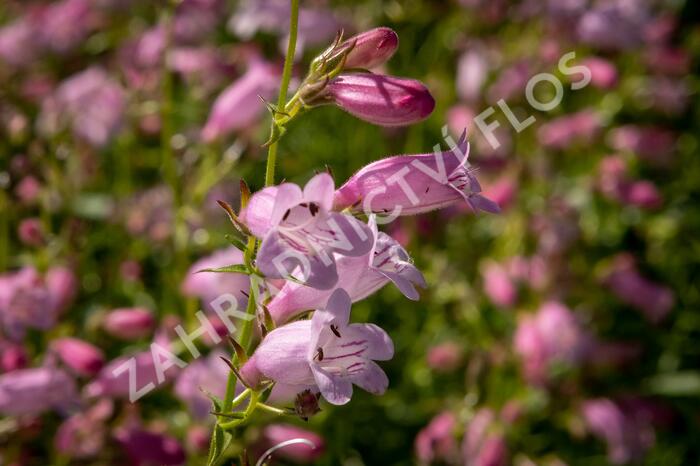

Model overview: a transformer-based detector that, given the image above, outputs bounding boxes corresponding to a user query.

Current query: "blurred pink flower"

[426,342,463,373]
[115,428,186,466]
[581,57,618,89]
[174,351,230,419]
[537,110,601,149]
[487,62,531,104]
[0,342,28,372]
[17,218,44,247]
[482,261,517,309]
[577,2,647,50]
[0,366,78,416]
[103,308,155,340]
[598,156,663,210]
[258,424,325,463]
[40,67,126,147]
[457,47,490,102]
[609,125,676,165]
[514,302,591,384]
[605,254,674,323]
[644,47,690,75]
[415,411,458,464]
[0,17,41,68]
[181,247,250,313]
[40,0,94,54]
[462,408,507,466]
[52,337,105,377]
[201,58,280,141]
[14,176,42,205]
[55,399,113,459]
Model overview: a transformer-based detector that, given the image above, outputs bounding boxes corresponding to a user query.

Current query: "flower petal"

[323,213,374,257]
[241,186,278,238]
[344,323,394,360]
[270,183,304,226]
[311,366,352,405]
[348,360,389,395]
[303,173,335,211]
[253,321,315,386]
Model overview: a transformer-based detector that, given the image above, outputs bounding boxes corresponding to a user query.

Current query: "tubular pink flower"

[334,132,499,216]
[52,337,105,377]
[241,173,374,290]
[342,27,399,70]
[324,73,435,127]
[102,307,155,340]
[240,289,394,405]
[267,216,425,324]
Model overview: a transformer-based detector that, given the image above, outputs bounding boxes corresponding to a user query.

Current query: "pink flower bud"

[1,342,28,372]
[52,337,105,377]
[415,412,458,464]
[325,73,434,127]
[102,307,155,340]
[115,429,186,466]
[15,176,41,204]
[609,125,676,165]
[342,27,398,70]
[482,261,517,308]
[581,57,618,89]
[17,218,44,246]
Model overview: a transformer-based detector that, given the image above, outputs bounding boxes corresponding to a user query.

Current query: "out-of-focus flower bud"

[581,57,618,89]
[102,307,155,340]
[52,337,105,377]
[55,399,112,459]
[609,125,676,166]
[318,73,434,127]
[462,408,508,466]
[1,342,28,372]
[0,367,78,416]
[115,429,186,466]
[17,218,45,247]
[415,411,458,464]
[482,261,517,308]
[15,176,42,205]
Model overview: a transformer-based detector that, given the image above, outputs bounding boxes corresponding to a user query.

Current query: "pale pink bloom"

[240,289,394,405]
[15,176,42,204]
[102,308,155,340]
[0,17,41,67]
[342,27,399,70]
[577,2,647,50]
[242,173,374,290]
[174,351,230,419]
[457,47,490,102]
[267,217,425,324]
[487,62,531,104]
[40,0,94,54]
[415,411,458,464]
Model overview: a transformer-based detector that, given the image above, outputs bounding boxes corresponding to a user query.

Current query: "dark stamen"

[330,324,341,338]
[283,209,291,221]
[309,202,319,216]
[314,347,324,361]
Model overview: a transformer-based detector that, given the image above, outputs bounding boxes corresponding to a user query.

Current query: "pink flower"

[323,73,435,127]
[201,58,280,141]
[52,338,105,377]
[609,125,676,165]
[240,289,394,405]
[513,302,591,385]
[102,307,155,340]
[414,411,458,464]
[334,132,499,216]
[581,57,618,89]
[598,156,663,210]
[1,342,28,372]
[181,247,250,312]
[581,398,654,464]
[605,254,674,323]
[462,408,507,466]
[482,261,517,308]
[537,109,601,149]
[17,218,44,246]
[0,367,78,416]
[258,424,325,463]
[267,216,425,324]
[242,173,374,290]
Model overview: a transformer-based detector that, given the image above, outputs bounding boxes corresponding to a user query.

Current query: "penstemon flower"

[239,289,394,405]
[267,216,426,324]
[242,173,374,289]
[341,27,399,70]
[333,132,500,216]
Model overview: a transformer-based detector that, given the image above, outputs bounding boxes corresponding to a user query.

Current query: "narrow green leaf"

[197,264,250,275]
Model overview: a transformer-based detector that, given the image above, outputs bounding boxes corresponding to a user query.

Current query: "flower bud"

[325,73,434,127]
[260,424,325,463]
[342,27,398,70]
[102,307,155,340]
[52,337,105,377]
[17,218,45,246]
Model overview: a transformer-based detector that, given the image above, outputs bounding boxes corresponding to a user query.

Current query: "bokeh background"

[1,0,700,465]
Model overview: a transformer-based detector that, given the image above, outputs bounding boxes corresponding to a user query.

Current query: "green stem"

[264,0,299,187]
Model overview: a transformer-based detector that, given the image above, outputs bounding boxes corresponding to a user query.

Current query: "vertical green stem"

[264,0,299,187]
[214,0,300,440]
